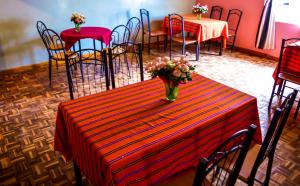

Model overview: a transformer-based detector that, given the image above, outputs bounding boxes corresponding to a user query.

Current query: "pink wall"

[197,0,300,58]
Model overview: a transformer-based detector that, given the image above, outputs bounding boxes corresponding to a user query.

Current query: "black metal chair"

[210,6,223,20]
[64,45,110,100]
[140,8,167,54]
[40,28,77,87]
[108,42,144,89]
[158,125,257,186]
[224,90,297,186]
[268,38,300,119]
[168,13,199,61]
[126,17,141,44]
[37,21,67,87]
[226,9,243,52]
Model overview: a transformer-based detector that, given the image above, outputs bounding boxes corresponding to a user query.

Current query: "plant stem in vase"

[75,24,80,32]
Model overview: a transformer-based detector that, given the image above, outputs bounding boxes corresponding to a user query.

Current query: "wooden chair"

[37,21,66,87]
[210,6,223,20]
[268,38,300,119]
[226,9,243,52]
[168,13,199,61]
[40,28,77,87]
[224,90,297,186]
[158,124,257,186]
[140,8,167,54]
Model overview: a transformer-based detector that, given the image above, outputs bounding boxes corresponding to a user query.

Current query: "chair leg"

[157,36,160,50]
[73,161,82,186]
[219,36,224,56]
[196,43,200,61]
[294,97,300,119]
[263,155,274,186]
[169,39,172,60]
[148,35,151,55]
[141,34,144,51]
[268,81,278,111]
[48,59,52,87]
[164,34,167,52]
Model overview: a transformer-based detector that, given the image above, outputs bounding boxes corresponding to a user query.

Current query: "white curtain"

[255,0,276,49]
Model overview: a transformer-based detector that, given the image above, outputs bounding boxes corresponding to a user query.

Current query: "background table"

[163,15,228,53]
[54,74,261,186]
[60,26,111,50]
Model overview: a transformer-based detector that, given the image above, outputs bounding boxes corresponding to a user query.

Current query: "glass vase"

[196,14,202,20]
[160,76,179,102]
[75,23,80,32]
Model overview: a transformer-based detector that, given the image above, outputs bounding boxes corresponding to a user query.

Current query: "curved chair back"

[108,42,144,89]
[126,17,141,44]
[109,25,131,47]
[193,124,257,186]
[226,9,243,37]
[65,48,110,100]
[210,6,223,20]
[139,9,151,36]
[41,28,66,61]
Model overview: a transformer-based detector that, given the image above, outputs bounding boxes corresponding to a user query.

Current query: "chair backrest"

[210,6,223,20]
[193,124,257,186]
[168,13,185,41]
[248,90,297,180]
[126,17,141,44]
[226,9,243,36]
[276,38,300,78]
[65,48,110,100]
[41,28,66,60]
[36,20,48,38]
[140,9,151,35]
[108,42,144,89]
[109,25,131,47]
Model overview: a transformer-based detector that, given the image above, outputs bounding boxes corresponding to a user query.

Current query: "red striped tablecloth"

[54,74,261,186]
[163,14,228,48]
[272,46,300,84]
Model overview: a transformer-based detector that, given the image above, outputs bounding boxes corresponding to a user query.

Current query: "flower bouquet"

[145,57,195,101]
[70,12,86,32]
[192,3,208,20]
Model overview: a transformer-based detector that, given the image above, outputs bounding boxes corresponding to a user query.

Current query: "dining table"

[163,14,229,55]
[60,26,112,50]
[54,74,262,186]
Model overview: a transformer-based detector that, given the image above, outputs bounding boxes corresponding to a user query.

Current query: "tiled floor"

[0,46,300,185]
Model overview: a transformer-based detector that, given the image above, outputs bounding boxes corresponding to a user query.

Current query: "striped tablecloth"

[54,74,261,186]
[163,14,229,48]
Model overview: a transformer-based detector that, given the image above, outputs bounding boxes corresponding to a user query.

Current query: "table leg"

[73,161,82,186]
[219,36,224,56]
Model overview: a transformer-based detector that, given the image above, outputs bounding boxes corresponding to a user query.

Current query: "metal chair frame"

[140,8,167,54]
[226,9,243,52]
[168,13,199,61]
[193,124,257,186]
[243,90,297,186]
[210,6,223,20]
[268,38,300,119]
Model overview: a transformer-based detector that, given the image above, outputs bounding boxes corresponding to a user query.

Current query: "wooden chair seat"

[145,30,167,37]
[172,36,198,45]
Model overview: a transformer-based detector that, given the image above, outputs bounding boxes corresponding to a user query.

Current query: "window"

[274,0,300,26]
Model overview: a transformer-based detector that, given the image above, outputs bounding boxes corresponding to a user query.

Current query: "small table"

[163,15,228,55]
[60,26,111,50]
[54,74,262,186]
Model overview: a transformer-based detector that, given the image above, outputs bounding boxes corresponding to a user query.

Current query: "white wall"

[0,0,194,71]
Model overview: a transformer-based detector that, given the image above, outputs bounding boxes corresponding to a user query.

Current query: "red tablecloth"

[54,74,261,186]
[61,26,111,50]
[272,46,300,84]
[163,15,228,48]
